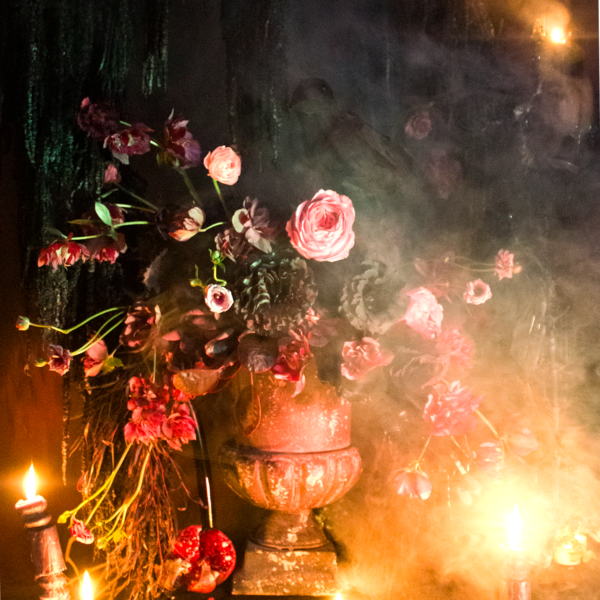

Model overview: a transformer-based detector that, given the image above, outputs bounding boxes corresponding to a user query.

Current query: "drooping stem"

[200,221,226,232]
[27,306,126,335]
[212,178,230,218]
[71,313,126,356]
[177,168,203,207]
[417,436,432,466]
[475,409,500,438]
[114,221,150,228]
[212,265,227,286]
[113,203,156,213]
[115,183,158,211]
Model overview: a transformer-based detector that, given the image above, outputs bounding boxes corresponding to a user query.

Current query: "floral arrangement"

[16,98,530,599]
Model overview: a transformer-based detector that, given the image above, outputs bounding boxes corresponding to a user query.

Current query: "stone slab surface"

[232,541,338,596]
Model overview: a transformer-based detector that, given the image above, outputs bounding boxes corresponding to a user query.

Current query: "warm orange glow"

[81,571,93,600]
[25,464,36,500]
[334,594,343,600]
[507,505,522,549]
[550,28,567,44]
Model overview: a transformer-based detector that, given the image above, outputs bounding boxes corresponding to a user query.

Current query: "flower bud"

[16,316,30,331]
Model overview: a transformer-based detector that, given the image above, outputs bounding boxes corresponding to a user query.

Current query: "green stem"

[212,265,227,286]
[115,184,158,211]
[417,436,432,466]
[114,221,150,228]
[28,307,126,335]
[72,315,126,357]
[200,221,226,232]
[69,234,104,241]
[177,168,203,207]
[99,189,117,199]
[212,178,230,218]
[475,409,500,438]
[113,204,156,213]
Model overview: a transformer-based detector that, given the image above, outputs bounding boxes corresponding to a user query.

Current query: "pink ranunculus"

[405,109,432,140]
[163,403,197,451]
[506,428,538,456]
[463,279,492,305]
[77,98,120,141]
[203,146,241,185]
[104,123,153,164]
[435,329,473,370]
[47,345,73,376]
[83,339,109,377]
[70,518,94,544]
[204,285,233,314]
[164,116,201,169]
[341,337,393,381]
[104,163,121,185]
[231,197,275,253]
[38,234,90,269]
[272,335,312,396]
[401,287,443,339]
[495,249,522,281]
[423,380,483,436]
[393,468,432,500]
[286,189,355,262]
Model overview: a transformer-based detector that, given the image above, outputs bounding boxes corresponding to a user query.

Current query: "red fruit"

[173,525,203,563]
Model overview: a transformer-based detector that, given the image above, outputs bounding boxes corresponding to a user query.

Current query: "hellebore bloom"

[495,249,522,281]
[104,123,152,164]
[204,146,241,185]
[231,197,275,253]
[204,285,233,314]
[423,380,483,436]
[393,468,432,500]
[156,205,206,242]
[401,287,443,340]
[163,116,201,169]
[463,279,492,305]
[47,345,73,376]
[341,337,393,380]
[70,518,94,544]
[38,234,90,269]
[77,98,120,140]
[286,189,356,262]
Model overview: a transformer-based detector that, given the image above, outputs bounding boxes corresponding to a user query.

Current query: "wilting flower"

[120,304,157,349]
[204,146,241,185]
[77,98,120,140]
[156,205,206,242]
[215,227,254,262]
[435,329,473,370]
[286,189,355,262]
[16,316,30,331]
[463,279,492,305]
[38,234,90,269]
[401,287,443,339]
[104,123,152,164]
[83,339,109,377]
[393,467,432,500]
[272,335,312,396]
[104,163,121,185]
[86,233,127,264]
[495,249,522,281]
[341,337,393,380]
[426,148,462,200]
[506,428,538,456]
[478,441,505,478]
[69,518,94,544]
[340,261,405,335]
[405,109,432,140]
[423,380,483,436]
[164,403,197,450]
[47,345,73,376]
[163,115,201,169]
[231,197,275,253]
[204,285,233,314]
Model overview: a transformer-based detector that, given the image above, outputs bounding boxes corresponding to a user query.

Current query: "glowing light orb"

[25,464,36,500]
[81,571,93,600]
[550,28,567,44]
[507,505,522,549]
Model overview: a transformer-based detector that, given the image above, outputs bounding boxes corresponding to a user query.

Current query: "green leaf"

[108,228,118,240]
[95,202,113,226]
[101,357,123,375]
[45,227,67,239]
[68,219,97,226]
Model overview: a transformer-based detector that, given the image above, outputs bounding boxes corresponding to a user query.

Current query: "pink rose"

[495,249,522,281]
[286,189,355,262]
[341,337,393,380]
[69,518,94,544]
[463,279,492,305]
[203,146,241,185]
[404,110,432,140]
[423,380,482,436]
[204,284,233,314]
[401,287,443,339]
[393,468,432,500]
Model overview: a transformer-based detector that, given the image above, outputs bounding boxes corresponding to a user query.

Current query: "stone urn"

[219,363,362,595]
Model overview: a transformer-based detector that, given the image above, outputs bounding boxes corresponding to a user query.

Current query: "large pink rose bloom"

[401,287,443,339]
[204,146,241,185]
[286,189,355,262]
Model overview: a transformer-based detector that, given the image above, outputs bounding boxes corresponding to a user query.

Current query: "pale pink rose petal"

[463,279,492,305]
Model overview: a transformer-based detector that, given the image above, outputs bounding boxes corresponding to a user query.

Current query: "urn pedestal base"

[231,540,337,596]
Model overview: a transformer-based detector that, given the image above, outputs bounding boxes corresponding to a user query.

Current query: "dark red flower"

[69,518,94,544]
[163,116,201,169]
[104,163,121,185]
[341,337,393,380]
[231,197,275,253]
[38,234,90,269]
[271,335,312,396]
[104,123,152,164]
[164,403,197,450]
[423,380,482,436]
[47,345,73,376]
[127,376,169,409]
[120,304,156,349]
[215,227,254,263]
[393,468,432,500]
[77,98,119,141]
[156,205,206,242]
[86,232,127,264]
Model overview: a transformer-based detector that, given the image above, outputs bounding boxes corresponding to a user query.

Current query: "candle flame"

[25,464,36,500]
[81,571,93,600]
[334,594,343,600]
[550,27,567,44]
[507,505,522,549]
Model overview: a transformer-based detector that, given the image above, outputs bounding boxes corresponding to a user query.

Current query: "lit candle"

[15,464,70,600]
[81,571,93,600]
[504,505,531,600]
[334,594,342,600]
